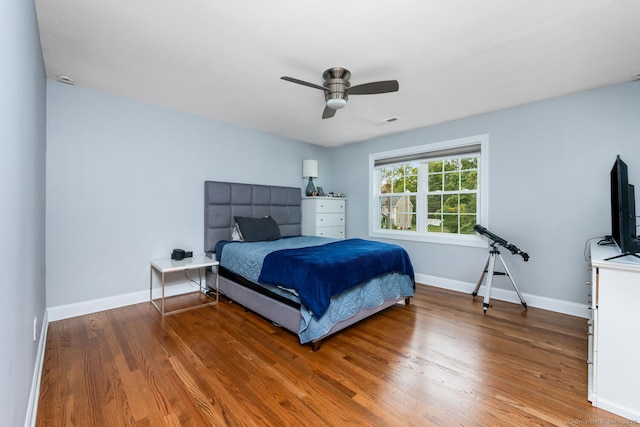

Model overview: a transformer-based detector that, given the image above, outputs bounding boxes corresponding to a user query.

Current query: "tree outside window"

[426,157,478,235]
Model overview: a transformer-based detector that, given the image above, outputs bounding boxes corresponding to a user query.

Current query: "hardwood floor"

[36,284,628,426]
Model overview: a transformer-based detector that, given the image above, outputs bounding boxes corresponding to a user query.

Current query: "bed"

[204,181,415,350]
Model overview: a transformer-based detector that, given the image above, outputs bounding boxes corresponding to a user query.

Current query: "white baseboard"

[46,283,197,322]
[24,310,48,427]
[46,275,590,324]
[415,273,590,319]
[594,398,640,423]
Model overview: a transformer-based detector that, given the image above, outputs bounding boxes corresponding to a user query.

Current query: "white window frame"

[369,134,489,247]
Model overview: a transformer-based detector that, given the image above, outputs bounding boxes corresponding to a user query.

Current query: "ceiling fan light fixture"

[326,98,347,110]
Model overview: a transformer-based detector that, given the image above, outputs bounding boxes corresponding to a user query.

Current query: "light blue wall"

[333,81,640,306]
[46,83,333,307]
[0,0,47,425]
[46,80,640,310]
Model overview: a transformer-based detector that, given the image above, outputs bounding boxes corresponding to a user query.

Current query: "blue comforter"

[258,238,414,318]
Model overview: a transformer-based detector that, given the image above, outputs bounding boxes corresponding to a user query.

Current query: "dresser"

[588,241,640,421]
[301,197,346,239]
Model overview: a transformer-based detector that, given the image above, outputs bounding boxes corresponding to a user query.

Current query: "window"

[369,135,488,247]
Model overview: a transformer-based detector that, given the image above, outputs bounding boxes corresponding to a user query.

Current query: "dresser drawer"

[316,199,345,213]
[316,213,345,227]
[316,226,345,239]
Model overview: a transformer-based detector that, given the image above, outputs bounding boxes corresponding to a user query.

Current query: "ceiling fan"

[280,67,399,119]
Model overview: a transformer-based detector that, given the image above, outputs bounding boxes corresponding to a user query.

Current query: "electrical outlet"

[33,316,37,342]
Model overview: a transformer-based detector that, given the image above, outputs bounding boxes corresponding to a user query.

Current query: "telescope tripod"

[472,243,528,314]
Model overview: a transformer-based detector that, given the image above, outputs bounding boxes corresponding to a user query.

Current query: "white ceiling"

[35,0,640,148]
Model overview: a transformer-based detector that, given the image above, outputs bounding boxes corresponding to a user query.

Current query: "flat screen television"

[609,155,640,260]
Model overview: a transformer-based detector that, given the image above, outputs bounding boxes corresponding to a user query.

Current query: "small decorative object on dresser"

[302,196,346,239]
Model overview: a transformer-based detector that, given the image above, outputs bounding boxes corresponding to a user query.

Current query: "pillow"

[234,215,281,242]
[231,223,244,241]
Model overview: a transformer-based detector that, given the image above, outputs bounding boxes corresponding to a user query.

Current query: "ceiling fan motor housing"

[323,67,350,107]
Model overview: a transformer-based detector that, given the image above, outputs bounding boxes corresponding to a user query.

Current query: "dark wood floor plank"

[36,284,629,426]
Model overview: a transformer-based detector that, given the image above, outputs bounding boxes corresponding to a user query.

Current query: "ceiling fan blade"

[348,80,399,95]
[281,76,327,91]
[322,106,337,119]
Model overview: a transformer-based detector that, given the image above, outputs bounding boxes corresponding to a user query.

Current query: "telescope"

[474,225,529,261]
[473,224,530,314]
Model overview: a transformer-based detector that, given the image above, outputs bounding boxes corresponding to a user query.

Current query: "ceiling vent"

[56,75,75,85]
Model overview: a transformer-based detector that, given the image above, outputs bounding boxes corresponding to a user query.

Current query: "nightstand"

[149,255,219,316]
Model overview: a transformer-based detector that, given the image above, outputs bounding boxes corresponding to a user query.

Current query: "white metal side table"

[149,255,219,316]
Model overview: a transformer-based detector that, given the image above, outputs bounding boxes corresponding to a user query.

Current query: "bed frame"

[204,180,409,350]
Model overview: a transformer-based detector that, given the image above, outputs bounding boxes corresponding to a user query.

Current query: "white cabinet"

[588,241,640,421]
[302,197,346,239]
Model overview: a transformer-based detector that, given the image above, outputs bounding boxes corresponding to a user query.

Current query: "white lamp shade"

[302,159,318,178]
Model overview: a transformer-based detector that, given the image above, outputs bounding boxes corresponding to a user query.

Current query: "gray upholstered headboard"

[204,181,302,255]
